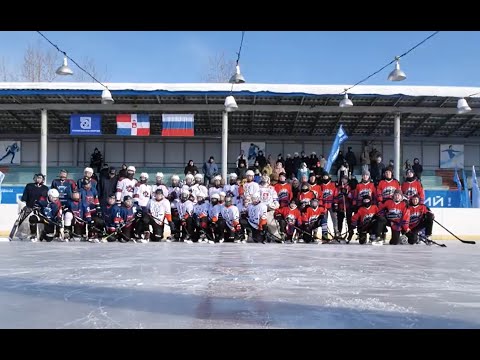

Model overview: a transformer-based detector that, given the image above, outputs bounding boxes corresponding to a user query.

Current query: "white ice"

[0,241,479,329]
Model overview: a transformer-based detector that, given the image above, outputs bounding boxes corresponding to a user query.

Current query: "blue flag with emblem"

[472,166,480,208]
[325,124,349,173]
[70,114,102,135]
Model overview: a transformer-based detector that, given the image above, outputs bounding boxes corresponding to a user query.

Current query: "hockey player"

[63,190,85,241]
[351,195,386,245]
[406,194,434,244]
[147,189,174,242]
[79,179,102,241]
[302,197,326,243]
[181,174,195,195]
[174,191,195,243]
[378,189,410,245]
[193,191,212,242]
[401,168,425,204]
[308,172,322,199]
[102,194,123,242]
[116,166,137,204]
[244,193,268,243]
[51,169,77,206]
[274,172,293,208]
[208,193,224,241]
[352,170,377,209]
[208,175,224,199]
[21,173,49,209]
[133,172,152,211]
[320,171,339,238]
[298,183,316,210]
[168,174,182,214]
[77,167,98,192]
[274,199,302,243]
[223,173,240,205]
[220,195,242,242]
[151,172,169,197]
[192,174,209,203]
[28,188,62,242]
[259,180,280,211]
[376,168,401,204]
[335,175,354,241]
[117,195,143,243]
[242,170,260,201]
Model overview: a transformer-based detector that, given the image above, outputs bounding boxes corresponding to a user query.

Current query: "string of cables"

[224,31,246,112]
[339,31,440,108]
[36,31,114,104]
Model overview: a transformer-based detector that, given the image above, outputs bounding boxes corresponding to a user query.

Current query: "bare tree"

[203,51,236,83]
[21,42,60,82]
[73,56,110,83]
[0,56,17,81]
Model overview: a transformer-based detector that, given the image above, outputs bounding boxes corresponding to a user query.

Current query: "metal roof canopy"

[0,82,480,137]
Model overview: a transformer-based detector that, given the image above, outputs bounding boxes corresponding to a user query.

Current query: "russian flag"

[162,114,194,137]
[116,114,150,136]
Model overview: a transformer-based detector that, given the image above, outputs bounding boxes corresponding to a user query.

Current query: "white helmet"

[229,173,238,179]
[48,189,59,198]
[219,191,226,198]
[194,174,204,181]
[156,172,164,179]
[140,172,149,179]
[197,190,208,199]
[127,166,136,172]
[171,174,180,182]
[246,170,254,177]
[84,167,94,174]
[185,174,194,181]
[252,192,261,202]
[213,175,222,182]
[211,193,220,200]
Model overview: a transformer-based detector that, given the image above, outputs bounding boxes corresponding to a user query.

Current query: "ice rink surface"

[0,241,479,329]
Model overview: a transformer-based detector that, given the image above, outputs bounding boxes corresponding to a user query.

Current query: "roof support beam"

[428,114,456,136]
[447,114,477,136]
[366,113,390,136]
[350,113,367,134]
[6,111,36,132]
[406,114,432,136]
[0,103,474,115]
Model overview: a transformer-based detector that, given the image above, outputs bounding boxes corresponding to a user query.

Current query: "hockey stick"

[9,206,33,241]
[417,233,446,248]
[433,219,475,245]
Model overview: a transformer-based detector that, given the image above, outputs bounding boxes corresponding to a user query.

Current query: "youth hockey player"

[376,168,401,203]
[274,172,293,208]
[351,195,386,245]
[51,169,77,206]
[77,167,98,192]
[223,173,240,205]
[147,189,174,242]
[116,166,137,204]
[220,195,242,242]
[302,197,326,243]
[151,172,169,197]
[21,173,49,209]
[274,199,302,243]
[335,175,354,241]
[406,194,434,244]
[320,171,339,238]
[244,192,268,243]
[174,191,195,243]
[378,189,410,245]
[401,168,425,204]
[28,188,62,242]
[193,191,212,242]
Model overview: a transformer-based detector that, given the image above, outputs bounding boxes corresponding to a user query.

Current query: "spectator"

[345,147,357,174]
[274,161,286,176]
[276,153,285,167]
[263,162,273,177]
[285,154,295,178]
[236,161,247,180]
[118,164,128,180]
[184,160,199,176]
[361,148,369,173]
[256,150,267,170]
[297,162,310,183]
[300,151,309,167]
[267,154,275,168]
[309,152,319,170]
[90,147,103,173]
[319,155,327,170]
[292,152,302,173]
[98,167,118,206]
[236,150,248,168]
[370,156,386,186]
[202,156,219,186]
[412,158,423,181]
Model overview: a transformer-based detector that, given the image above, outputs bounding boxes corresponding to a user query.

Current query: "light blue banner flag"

[462,168,470,208]
[472,166,480,208]
[325,124,349,173]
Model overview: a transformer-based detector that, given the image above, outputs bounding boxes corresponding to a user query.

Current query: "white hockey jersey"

[209,203,224,221]
[133,183,152,207]
[116,178,138,202]
[147,198,171,225]
[177,200,194,219]
[221,204,240,230]
[191,184,209,201]
[151,184,169,197]
[243,181,260,200]
[168,186,182,209]
[247,202,268,229]
[223,184,240,205]
[208,186,223,199]
[193,201,210,219]
[259,186,279,210]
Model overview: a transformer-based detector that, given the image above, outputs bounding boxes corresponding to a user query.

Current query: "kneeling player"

[351,195,386,244]
[221,195,243,243]
[407,194,434,244]
[29,189,62,242]
[274,199,302,243]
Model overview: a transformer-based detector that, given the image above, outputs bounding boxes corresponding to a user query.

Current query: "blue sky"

[0,31,479,86]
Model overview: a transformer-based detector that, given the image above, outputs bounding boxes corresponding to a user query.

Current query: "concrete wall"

[6,135,480,171]
[0,204,478,241]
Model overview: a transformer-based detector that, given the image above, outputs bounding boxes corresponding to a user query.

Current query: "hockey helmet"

[48,188,59,199]
[224,195,233,206]
[245,170,255,177]
[310,198,320,207]
[156,172,164,179]
[140,172,149,180]
[84,167,94,175]
[127,166,136,173]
